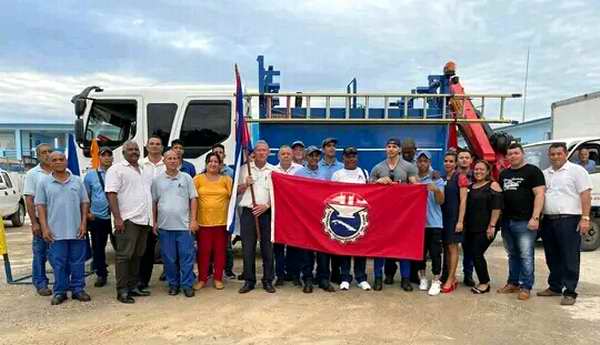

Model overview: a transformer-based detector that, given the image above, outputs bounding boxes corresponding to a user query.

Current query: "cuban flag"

[227,65,252,234]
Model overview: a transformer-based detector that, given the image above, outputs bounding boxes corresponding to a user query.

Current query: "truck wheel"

[581,219,600,252]
[10,202,25,227]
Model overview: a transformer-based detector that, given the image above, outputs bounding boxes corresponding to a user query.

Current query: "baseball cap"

[321,137,338,147]
[291,140,305,149]
[343,146,358,156]
[416,151,432,160]
[386,138,401,147]
[305,145,322,155]
[99,146,113,155]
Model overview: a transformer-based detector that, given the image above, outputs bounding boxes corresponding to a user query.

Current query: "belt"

[544,214,580,220]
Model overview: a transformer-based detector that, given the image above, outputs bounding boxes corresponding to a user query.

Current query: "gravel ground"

[1,220,600,345]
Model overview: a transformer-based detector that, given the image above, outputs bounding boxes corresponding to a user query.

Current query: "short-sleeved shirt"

[221,165,235,178]
[34,173,89,240]
[465,182,503,233]
[83,168,110,219]
[418,173,445,228]
[180,160,197,177]
[319,159,344,180]
[275,162,303,175]
[23,164,51,217]
[238,162,275,208]
[331,168,369,184]
[543,161,592,215]
[577,160,595,173]
[194,174,233,227]
[295,166,328,181]
[105,160,151,226]
[499,164,545,221]
[369,158,417,183]
[151,172,197,230]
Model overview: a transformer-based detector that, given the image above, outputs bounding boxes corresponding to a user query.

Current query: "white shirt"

[274,162,302,175]
[543,161,592,215]
[142,156,165,225]
[238,162,275,208]
[331,168,369,184]
[105,160,152,225]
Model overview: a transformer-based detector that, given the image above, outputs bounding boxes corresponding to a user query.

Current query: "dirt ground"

[1,220,600,345]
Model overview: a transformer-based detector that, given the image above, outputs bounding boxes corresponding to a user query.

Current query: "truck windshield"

[85,100,137,150]
[524,144,553,170]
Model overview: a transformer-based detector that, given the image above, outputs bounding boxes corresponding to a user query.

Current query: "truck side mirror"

[74,97,87,116]
[74,119,85,144]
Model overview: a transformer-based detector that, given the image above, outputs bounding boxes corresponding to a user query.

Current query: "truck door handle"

[3,191,7,196]
[13,190,16,194]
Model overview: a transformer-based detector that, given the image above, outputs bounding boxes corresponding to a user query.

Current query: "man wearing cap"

[83,146,114,287]
[370,138,418,291]
[291,140,306,165]
[273,145,303,286]
[331,147,371,291]
[415,151,445,296]
[295,146,334,293]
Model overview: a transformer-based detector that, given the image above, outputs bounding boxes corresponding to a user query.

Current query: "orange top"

[193,174,233,227]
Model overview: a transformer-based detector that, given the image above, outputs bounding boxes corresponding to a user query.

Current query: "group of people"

[24,134,592,307]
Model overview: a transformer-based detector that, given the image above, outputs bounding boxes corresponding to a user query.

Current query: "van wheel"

[10,202,25,227]
[581,219,600,252]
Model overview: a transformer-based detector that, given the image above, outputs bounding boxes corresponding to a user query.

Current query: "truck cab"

[524,137,600,251]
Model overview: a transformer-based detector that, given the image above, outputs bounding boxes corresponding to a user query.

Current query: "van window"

[85,100,137,150]
[179,101,231,158]
[147,103,177,146]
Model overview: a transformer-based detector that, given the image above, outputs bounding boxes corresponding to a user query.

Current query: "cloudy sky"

[1,0,598,124]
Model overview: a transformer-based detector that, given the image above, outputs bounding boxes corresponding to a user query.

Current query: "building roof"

[495,116,550,131]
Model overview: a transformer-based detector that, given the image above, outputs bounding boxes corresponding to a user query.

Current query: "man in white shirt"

[105,141,153,304]
[237,140,277,294]
[331,147,371,291]
[538,142,592,306]
[273,145,303,287]
[139,135,165,290]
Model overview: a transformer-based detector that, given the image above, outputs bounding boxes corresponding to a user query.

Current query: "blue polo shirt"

[83,168,110,219]
[221,165,234,178]
[577,160,595,173]
[151,171,197,231]
[418,173,445,228]
[295,166,328,181]
[318,159,344,180]
[34,173,89,240]
[180,160,197,177]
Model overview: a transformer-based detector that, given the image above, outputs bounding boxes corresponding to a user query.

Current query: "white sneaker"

[419,278,429,291]
[428,280,441,296]
[340,281,350,290]
[358,281,371,291]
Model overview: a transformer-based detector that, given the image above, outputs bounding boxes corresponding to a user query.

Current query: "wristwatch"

[582,216,591,221]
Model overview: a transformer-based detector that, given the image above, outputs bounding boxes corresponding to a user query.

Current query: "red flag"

[271,173,428,260]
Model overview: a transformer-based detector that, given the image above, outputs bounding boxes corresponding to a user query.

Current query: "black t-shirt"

[465,182,503,233]
[499,164,545,221]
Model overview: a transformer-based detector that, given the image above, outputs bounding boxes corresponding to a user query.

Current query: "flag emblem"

[321,192,369,244]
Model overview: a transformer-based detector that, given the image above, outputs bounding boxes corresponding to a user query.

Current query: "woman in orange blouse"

[193,152,233,290]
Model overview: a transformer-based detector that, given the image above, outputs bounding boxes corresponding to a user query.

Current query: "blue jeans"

[373,259,411,279]
[273,243,286,279]
[47,239,87,296]
[159,230,196,289]
[340,256,367,283]
[32,233,49,289]
[501,220,537,290]
[541,216,581,297]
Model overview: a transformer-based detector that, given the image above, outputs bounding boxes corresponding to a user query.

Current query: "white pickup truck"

[0,168,26,227]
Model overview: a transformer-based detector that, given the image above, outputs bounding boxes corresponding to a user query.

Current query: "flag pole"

[243,148,261,238]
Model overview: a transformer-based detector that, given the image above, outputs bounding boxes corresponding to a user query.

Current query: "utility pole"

[522,47,530,123]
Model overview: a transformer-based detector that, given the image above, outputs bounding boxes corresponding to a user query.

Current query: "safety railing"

[244,92,521,124]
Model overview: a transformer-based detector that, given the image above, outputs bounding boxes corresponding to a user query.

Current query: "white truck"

[523,91,600,251]
[0,168,26,227]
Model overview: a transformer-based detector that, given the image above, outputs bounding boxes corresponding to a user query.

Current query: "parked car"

[0,168,26,227]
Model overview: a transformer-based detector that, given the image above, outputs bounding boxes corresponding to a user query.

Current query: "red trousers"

[197,226,227,282]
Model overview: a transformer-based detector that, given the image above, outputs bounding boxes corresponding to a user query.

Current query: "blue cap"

[416,151,431,160]
[291,140,305,148]
[305,145,322,155]
[321,137,338,147]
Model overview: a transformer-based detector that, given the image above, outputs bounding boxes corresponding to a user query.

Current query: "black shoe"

[319,282,336,292]
[384,275,394,285]
[330,274,342,285]
[129,287,151,297]
[237,274,245,281]
[37,287,52,296]
[137,283,149,290]
[292,277,302,287]
[51,294,68,305]
[72,291,91,302]
[168,287,180,296]
[401,278,413,292]
[303,280,314,293]
[183,288,195,297]
[463,276,476,287]
[274,278,285,287]
[373,278,383,291]
[225,270,236,279]
[94,276,107,287]
[159,271,167,282]
[117,292,135,304]
[263,281,276,293]
[238,282,255,294]
[232,235,241,245]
